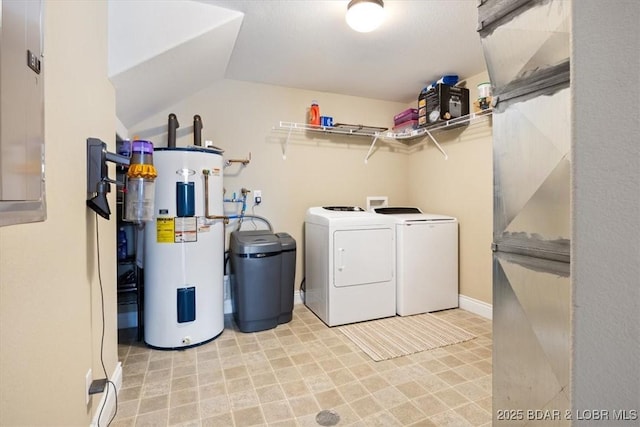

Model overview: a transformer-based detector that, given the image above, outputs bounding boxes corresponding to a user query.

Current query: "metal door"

[493,87,571,261]
[478,0,573,422]
[493,252,570,426]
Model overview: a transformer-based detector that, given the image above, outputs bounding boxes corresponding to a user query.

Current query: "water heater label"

[156,218,175,243]
[175,217,197,243]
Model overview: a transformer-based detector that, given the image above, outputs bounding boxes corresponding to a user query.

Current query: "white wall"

[129,76,495,310]
[572,0,640,421]
[0,1,117,424]
[408,72,493,305]
[129,79,412,293]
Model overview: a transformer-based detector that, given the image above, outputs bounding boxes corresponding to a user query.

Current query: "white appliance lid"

[306,206,396,226]
[374,206,457,222]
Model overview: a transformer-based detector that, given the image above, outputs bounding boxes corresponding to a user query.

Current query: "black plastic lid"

[230,231,280,255]
[374,207,422,215]
[323,206,364,212]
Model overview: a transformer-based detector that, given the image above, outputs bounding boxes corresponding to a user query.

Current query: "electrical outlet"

[254,190,262,204]
[85,369,92,405]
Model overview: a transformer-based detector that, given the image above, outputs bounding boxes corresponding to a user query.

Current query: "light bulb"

[346,0,385,33]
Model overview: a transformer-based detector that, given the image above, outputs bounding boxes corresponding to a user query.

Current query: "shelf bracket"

[282,125,293,160]
[424,128,448,160]
[364,134,380,164]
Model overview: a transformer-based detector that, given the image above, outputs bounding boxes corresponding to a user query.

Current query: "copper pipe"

[202,170,229,224]
[226,158,250,165]
[225,152,251,166]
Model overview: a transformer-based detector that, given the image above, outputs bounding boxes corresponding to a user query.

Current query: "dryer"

[304,206,396,326]
[375,207,458,316]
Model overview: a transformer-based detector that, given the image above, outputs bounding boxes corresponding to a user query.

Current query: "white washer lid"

[375,207,456,223]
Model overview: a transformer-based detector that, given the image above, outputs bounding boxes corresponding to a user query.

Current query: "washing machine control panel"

[323,206,365,212]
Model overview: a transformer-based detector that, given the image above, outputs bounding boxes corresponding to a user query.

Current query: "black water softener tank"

[230,231,282,332]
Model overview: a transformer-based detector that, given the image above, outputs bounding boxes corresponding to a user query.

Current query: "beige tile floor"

[112,305,492,427]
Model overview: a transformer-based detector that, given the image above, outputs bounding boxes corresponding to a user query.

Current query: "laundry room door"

[333,228,393,287]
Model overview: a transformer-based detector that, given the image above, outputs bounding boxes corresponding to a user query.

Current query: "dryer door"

[333,228,393,287]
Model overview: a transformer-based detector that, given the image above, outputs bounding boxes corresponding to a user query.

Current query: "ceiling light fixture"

[346,0,385,33]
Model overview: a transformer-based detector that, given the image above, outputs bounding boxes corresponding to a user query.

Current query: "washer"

[375,207,458,316]
[304,206,396,326]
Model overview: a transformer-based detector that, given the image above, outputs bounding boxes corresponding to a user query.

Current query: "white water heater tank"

[144,147,224,349]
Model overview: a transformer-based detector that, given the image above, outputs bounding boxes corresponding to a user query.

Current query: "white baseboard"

[225,291,489,319]
[90,362,122,427]
[459,294,492,319]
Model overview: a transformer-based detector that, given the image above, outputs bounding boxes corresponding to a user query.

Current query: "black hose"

[224,250,230,275]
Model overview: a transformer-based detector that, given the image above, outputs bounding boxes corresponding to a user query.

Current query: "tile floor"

[112,305,492,427]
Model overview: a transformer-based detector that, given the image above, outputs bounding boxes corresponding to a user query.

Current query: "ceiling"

[109,0,487,128]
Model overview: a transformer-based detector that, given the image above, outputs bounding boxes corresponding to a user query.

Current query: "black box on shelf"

[418,84,470,127]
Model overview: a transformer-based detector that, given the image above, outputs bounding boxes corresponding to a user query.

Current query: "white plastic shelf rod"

[424,128,448,160]
[363,134,380,164]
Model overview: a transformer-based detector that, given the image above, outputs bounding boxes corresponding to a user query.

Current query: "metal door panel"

[493,88,570,259]
[493,251,570,425]
[333,228,393,288]
[478,0,570,94]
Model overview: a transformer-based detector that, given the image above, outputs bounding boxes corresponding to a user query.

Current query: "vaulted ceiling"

[108,0,486,128]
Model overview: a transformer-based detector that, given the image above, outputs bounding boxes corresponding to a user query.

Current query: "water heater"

[144,146,224,349]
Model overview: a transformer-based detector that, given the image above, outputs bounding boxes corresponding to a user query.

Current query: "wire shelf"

[274,109,492,162]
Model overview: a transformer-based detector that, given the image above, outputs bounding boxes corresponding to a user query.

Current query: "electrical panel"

[0,0,46,226]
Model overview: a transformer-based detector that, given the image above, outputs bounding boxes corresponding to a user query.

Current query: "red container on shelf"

[309,100,320,125]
